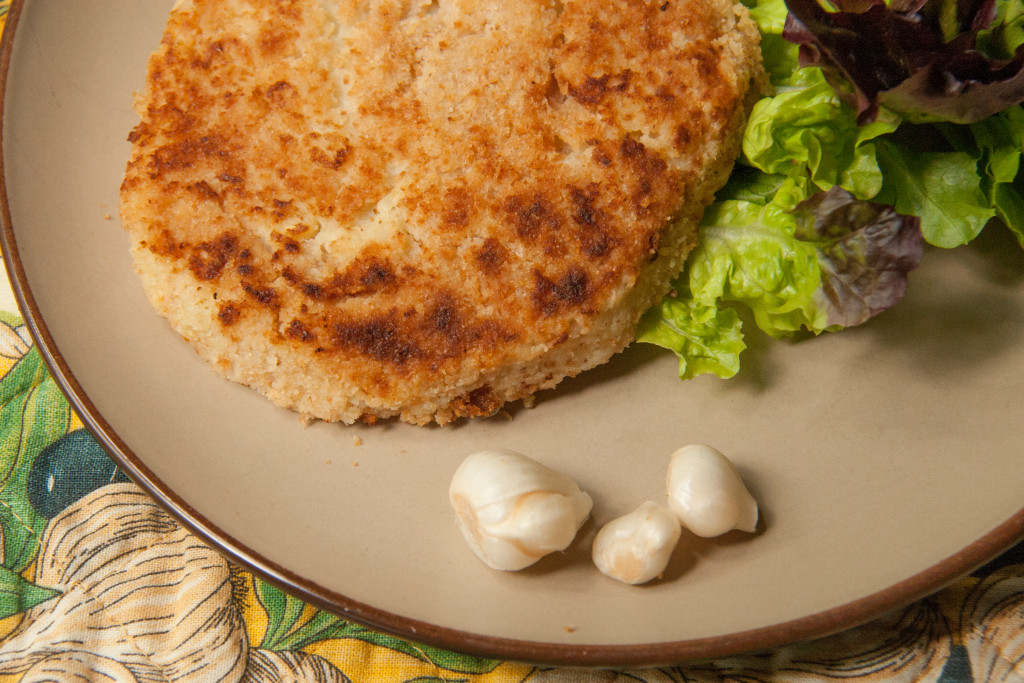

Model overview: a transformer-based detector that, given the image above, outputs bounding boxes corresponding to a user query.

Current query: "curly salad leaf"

[784,0,1024,124]
[639,0,1024,379]
[639,176,923,353]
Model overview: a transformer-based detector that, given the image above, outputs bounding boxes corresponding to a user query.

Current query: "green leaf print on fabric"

[255,580,363,651]
[0,341,71,620]
[255,579,310,650]
[0,566,58,618]
[0,346,47,419]
[398,644,499,677]
[0,350,71,573]
[255,579,500,675]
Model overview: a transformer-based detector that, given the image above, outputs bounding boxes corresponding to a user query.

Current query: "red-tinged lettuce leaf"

[783,0,1024,124]
[792,186,925,326]
[879,48,1024,123]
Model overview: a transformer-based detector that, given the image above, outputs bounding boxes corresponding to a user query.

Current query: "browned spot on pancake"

[217,302,242,326]
[188,180,221,202]
[474,238,506,272]
[619,136,673,218]
[191,40,229,70]
[283,255,397,302]
[442,187,473,228]
[330,314,422,365]
[265,80,296,105]
[427,295,459,334]
[568,71,631,105]
[671,43,735,155]
[285,318,316,341]
[242,282,280,309]
[421,293,513,362]
[126,123,150,146]
[149,134,227,174]
[693,43,723,78]
[424,295,465,361]
[310,145,350,170]
[591,142,614,167]
[673,124,694,153]
[568,185,614,258]
[532,267,591,316]
[646,231,661,260]
[189,233,238,281]
[654,84,676,102]
[270,230,302,256]
[357,260,396,289]
[236,249,254,275]
[504,192,561,241]
[147,228,187,259]
[258,26,293,56]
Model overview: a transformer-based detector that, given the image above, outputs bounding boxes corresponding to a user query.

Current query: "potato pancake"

[120,0,765,425]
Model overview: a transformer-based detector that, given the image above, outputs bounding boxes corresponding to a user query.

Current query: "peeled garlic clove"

[592,501,681,585]
[449,449,593,571]
[666,444,758,537]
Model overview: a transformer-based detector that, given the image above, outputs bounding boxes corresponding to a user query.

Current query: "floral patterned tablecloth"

[2,3,1024,682]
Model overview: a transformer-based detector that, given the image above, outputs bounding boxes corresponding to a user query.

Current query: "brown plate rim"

[2,0,1024,667]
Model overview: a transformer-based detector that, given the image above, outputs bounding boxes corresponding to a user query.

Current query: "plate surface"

[3,0,1024,667]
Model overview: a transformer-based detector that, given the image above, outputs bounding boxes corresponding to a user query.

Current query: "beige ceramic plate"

[3,0,1024,667]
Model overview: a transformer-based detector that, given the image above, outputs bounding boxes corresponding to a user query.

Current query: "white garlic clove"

[666,444,759,537]
[592,501,681,585]
[449,449,593,571]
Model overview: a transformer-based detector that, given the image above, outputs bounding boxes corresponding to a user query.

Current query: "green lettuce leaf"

[993,180,1024,245]
[874,137,997,246]
[688,174,831,337]
[636,297,746,379]
[970,105,1024,241]
[745,0,803,83]
[745,0,790,35]
[977,0,1024,59]
[743,68,901,199]
[688,179,922,333]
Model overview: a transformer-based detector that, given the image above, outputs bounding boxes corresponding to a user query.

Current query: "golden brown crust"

[120,0,765,425]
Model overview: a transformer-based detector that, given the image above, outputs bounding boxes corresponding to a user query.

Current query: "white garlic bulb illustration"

[0,483,248,682]
[243,649,350,682]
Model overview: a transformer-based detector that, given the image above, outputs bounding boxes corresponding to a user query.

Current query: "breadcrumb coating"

[120,0,765,425]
